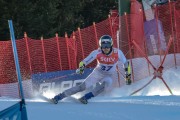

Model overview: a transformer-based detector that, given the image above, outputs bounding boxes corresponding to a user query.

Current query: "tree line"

[0,0,117,40]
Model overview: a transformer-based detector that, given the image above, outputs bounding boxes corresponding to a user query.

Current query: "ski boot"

[79,92,94,104]
[79,96,88,104]
[51,93,66,104]
[51,98,58,104]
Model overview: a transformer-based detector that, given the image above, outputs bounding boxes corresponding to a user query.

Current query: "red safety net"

[72,18,114,68]
[175,9,180,53]
[0,0,180,98]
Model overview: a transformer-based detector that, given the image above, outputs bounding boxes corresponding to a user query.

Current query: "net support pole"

[55,33,62,70]
[8,20,28,120]
[8,20,25,100]
[41,36,47,72]
[93,22,99,48]
[169,1,177,69]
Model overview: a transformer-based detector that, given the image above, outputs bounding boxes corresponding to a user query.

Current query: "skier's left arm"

[118,50,132,85]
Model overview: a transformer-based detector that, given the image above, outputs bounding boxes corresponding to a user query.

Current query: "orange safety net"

[115,1,180,85]
[72,18,114,68]
[0,1,179,88]
[175,6,180,53]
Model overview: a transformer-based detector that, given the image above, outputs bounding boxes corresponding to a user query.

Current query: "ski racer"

[51,35,131,104]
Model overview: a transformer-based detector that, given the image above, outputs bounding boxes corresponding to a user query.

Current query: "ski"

[38,94,55,103]
[38,94,85,104]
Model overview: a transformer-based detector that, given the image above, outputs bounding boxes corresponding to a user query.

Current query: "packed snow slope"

[0,67,180,120]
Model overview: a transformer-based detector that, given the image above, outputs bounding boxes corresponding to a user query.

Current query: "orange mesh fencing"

[66,36,77,70]
[175,7,180,53]
[43,37,60,72]
[72,18,114,68]
[77,25,97,68]
[0,1,179,88]
[116,1,180,85]
[27,37,46,73]
[0,41,16,84]
[57,37,70,70]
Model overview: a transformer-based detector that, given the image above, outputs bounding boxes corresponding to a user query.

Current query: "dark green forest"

[0,0,117,40]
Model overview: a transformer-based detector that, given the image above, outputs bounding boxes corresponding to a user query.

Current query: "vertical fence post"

[124,12,135,83]
[73,31,78,69]
[24,32,32,75]
[41,36,47,72]
[65,33,71,69]
[173,2,179,53]
[108,15,114,37]
[55,33,62,70]
[93,22,99,48]
[8,20,25,100]
[169,0,177,68]
[139,8,151,76]
[108,15,116,47]
[154,5,162,63]
[8,20,28,120]
[78,27,85,59]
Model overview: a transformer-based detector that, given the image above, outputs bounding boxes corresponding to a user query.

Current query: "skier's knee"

[102,77,112,87]
[91,81,105,96]
[79,82,86,91]
[63,82,86,96]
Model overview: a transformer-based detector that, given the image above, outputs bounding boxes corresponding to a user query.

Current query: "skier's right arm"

[76,50,98,74]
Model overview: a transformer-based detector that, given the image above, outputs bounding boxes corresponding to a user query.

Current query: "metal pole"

[55,33,62,70]
[8,20,28,120]
[118,0,121,49]
[24,32,32,75]
[41,36,47,72]
[169,1,177,68]
[8,20,25,100]
[118,0,121,16]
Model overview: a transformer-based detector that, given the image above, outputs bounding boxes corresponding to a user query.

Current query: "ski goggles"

[101,43,111,49]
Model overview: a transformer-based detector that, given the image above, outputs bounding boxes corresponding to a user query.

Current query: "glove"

[124,61,131,85]
[76,68,84,75]
[76,61,85,75]
[125,74,131,85]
